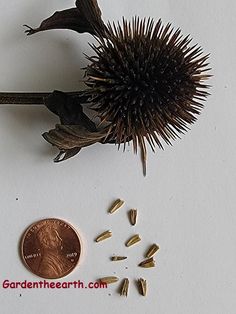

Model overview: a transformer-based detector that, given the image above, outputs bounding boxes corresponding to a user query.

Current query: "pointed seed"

[129,209,137,225]
[125,234,141,247]
[99,276,119,284]
[111,256,127,261]
[145,244,160,258]
[138,278,147,296]
[138,257,155,268]
[120,278,129,297]
[95,230,112,242]
[108,199,125,214]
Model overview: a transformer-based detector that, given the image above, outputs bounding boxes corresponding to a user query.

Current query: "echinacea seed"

[111,256,127,261]
[108,199,124,214]
[145,244,160,258]
[99,276,119,284]
[95,230,112,242]
[120,278,129,297]
[129,209,137,226]
[138,257,155,268]
[138,278,147,296]
[125,234,141,247]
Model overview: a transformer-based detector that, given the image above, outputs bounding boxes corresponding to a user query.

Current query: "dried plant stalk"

[111,256,127,261]
[99,276,119,284]
[120,278,129,297]
[138,278,147,296]
[108,199,124,214]
[95,230,112,242]
[129,209,137,226]
[145,244,160,258]
[138,257,155,268]
[125,234,141,247]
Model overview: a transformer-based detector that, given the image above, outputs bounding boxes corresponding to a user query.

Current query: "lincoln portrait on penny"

[36,224,73,278]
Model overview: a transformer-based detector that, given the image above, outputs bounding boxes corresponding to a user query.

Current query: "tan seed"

[138,257,155,268]
[108,199,124,214]
[95,230,112,242]
[145,244,160,258]
[99,276,119,284]
[111,256,127,261]
[129,209,137,226]
[125,234,141,247]
[120,278,129,297]
[138,278,147,296]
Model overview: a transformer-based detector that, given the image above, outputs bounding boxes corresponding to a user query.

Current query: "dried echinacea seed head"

[138,278,147,296]
[128,209,137,226]
[108,199,124,214]
[99,276,119,285]
[125,234,141,247]
[86,17,211,174]
[139,257,155,268]
[111,256,127,261]
[120,278,129,297]
[95,230,112,242]
[145,244,160,258]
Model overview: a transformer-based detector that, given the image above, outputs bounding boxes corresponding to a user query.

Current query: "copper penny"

[21,218,82,279]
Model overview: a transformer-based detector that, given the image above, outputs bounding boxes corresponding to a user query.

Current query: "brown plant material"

[95,230,112,242]
[111,256,127,261]
[137,278,147,296]
[24,0,105,36]
[0,1,211,174]
[99,276,119,284]
[108,199,125,214]
[145,244,160,258]
[138,257,155,268]
[85,18,211,174]
[129,209,137,226]
[125,234,141,247]
[120,278,129,297]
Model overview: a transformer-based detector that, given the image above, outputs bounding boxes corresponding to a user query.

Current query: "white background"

[0,1,235,313]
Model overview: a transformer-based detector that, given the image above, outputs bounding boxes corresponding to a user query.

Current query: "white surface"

[0,1,236,313]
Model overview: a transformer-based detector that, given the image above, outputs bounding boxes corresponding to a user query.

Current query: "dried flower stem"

[0,91,84,105]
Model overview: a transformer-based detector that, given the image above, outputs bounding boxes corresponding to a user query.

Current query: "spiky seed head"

[85,17,211,173]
